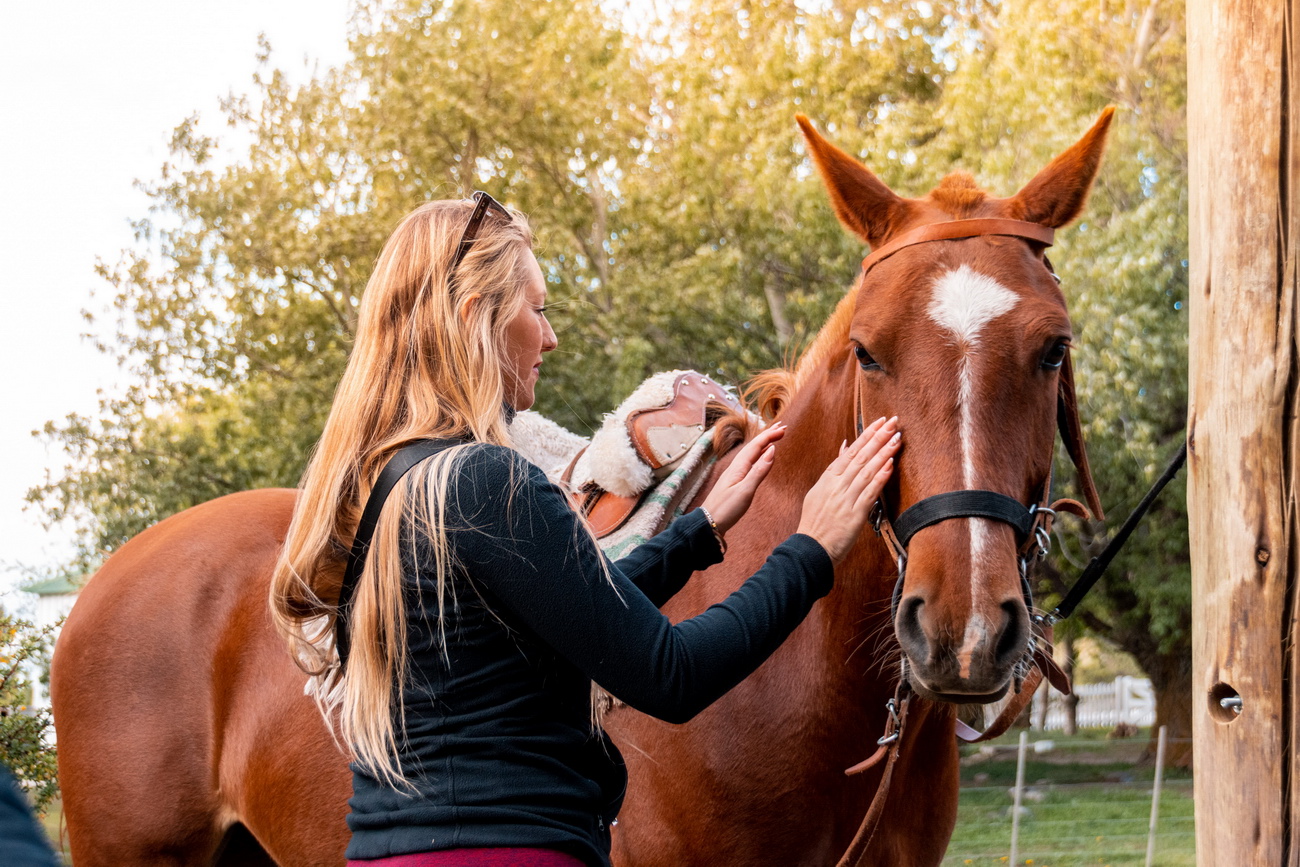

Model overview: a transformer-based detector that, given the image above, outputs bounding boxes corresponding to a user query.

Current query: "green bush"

[0,612,59,812]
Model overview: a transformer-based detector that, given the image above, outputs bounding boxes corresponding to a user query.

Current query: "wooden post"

[1009,731,1028,865]
[1187,0,1297,862]
[1146,725,1168,867]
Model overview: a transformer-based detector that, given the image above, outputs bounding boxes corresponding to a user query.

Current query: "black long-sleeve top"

[344,443,834,866]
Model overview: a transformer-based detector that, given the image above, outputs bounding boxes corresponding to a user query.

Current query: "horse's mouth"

[907,677,1011,705]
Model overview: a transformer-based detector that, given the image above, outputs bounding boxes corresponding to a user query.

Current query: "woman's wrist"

[696,505,727,554]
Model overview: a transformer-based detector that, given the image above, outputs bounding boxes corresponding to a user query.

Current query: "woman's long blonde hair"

[269,199,533,787]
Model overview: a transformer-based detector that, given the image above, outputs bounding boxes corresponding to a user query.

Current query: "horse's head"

[799,110,1112,702]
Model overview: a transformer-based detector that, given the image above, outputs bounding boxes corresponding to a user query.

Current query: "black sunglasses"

[450,190,511,277]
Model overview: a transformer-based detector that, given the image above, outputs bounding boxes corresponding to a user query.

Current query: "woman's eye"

[854,345,881,371]
[1042,341,1069,370]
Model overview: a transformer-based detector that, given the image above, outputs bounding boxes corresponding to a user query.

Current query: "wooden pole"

[1187,0,1298,862]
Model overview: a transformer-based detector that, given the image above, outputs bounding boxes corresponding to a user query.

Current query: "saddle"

[561,371,745,538]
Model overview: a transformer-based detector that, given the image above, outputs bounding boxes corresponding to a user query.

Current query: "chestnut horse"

[51,108,1112,866]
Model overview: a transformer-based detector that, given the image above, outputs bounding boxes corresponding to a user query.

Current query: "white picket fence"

[981,675,1156,731]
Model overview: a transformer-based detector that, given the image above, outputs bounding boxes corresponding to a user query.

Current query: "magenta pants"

[348,849,586,867]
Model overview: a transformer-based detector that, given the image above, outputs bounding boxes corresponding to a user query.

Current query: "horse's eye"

[854,344,881,371]
[1042,341,1069,370]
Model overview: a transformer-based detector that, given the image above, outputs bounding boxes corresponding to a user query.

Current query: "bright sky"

[0,1,352,591]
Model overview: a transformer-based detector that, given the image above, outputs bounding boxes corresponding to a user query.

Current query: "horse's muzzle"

[894,595,1030,702]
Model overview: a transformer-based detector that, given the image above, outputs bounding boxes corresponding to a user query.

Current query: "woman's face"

[500,253,557,411]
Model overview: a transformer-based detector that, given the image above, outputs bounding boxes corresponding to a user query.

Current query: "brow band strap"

[861,219,1055,278]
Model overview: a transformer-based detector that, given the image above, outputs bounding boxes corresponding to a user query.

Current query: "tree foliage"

[0,612,59,813]
[33,0,1190,753]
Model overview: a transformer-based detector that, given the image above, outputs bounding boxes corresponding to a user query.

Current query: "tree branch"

[286,270,353,336]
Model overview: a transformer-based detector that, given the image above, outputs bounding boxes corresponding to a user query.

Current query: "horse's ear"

[1010,107,1116,229]
[796,114,904,247]
[1057,349,1105,520]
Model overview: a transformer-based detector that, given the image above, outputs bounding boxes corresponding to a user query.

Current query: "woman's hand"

[797,416,900,564]
[699,422,788,536]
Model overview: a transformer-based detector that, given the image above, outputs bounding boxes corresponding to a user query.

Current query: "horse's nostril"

[994,599,1029,666]
[896,596,928,660]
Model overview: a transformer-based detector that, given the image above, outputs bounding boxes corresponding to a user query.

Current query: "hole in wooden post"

[1208,682,1241,723]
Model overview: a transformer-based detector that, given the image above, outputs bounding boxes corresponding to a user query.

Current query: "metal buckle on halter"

[1026,504,1055,560]
[870,500,885,535]
[876,697,901,746]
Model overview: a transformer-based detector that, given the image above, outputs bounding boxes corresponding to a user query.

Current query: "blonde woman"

[270,192,900,867]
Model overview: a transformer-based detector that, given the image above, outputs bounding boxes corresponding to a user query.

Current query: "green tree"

[31,0,955,559]
[32,0,653,560]
[0,611,59,813]
[605,0,951,397]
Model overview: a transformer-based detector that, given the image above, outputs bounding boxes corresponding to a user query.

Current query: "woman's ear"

[458,292,483,324]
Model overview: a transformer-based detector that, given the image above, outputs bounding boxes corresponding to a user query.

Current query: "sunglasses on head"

[450,190,511,277]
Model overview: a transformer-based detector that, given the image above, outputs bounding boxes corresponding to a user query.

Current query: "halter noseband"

[852,218,1062,620]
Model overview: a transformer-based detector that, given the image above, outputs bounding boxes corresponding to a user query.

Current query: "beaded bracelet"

[697,505,727,554]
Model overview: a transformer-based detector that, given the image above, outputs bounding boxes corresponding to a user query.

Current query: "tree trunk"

[1062,634,1078,736]
[1141,649,1193,769]
[762,275,793,345]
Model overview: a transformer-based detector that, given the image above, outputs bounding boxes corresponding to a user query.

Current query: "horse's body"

[52,110,1113,866]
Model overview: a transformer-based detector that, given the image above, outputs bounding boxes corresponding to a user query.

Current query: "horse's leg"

[53,574,226,865]
[214,600,352,866]
[52,491,323,866]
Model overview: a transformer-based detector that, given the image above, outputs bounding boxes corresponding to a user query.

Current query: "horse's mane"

[928,172,989,217]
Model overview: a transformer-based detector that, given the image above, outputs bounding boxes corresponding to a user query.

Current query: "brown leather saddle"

[562,372,744,538]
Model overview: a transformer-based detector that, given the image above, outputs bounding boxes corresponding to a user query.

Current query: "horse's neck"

[702,361,901,722]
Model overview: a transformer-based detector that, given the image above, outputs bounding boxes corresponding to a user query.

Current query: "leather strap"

[954,664,1044,743]
[336,437,463,670]
[1056,350,1105,520]
[837,684,912,867]
[861,219,1055,278]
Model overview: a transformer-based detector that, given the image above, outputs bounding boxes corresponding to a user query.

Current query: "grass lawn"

[941,729,1196,867]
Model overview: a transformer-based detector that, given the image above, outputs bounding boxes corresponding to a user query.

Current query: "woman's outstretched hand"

[797,416,900,564]
[699,422,788,536]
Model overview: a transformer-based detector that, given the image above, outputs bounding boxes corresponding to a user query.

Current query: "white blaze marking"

[927,265,1019,673]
